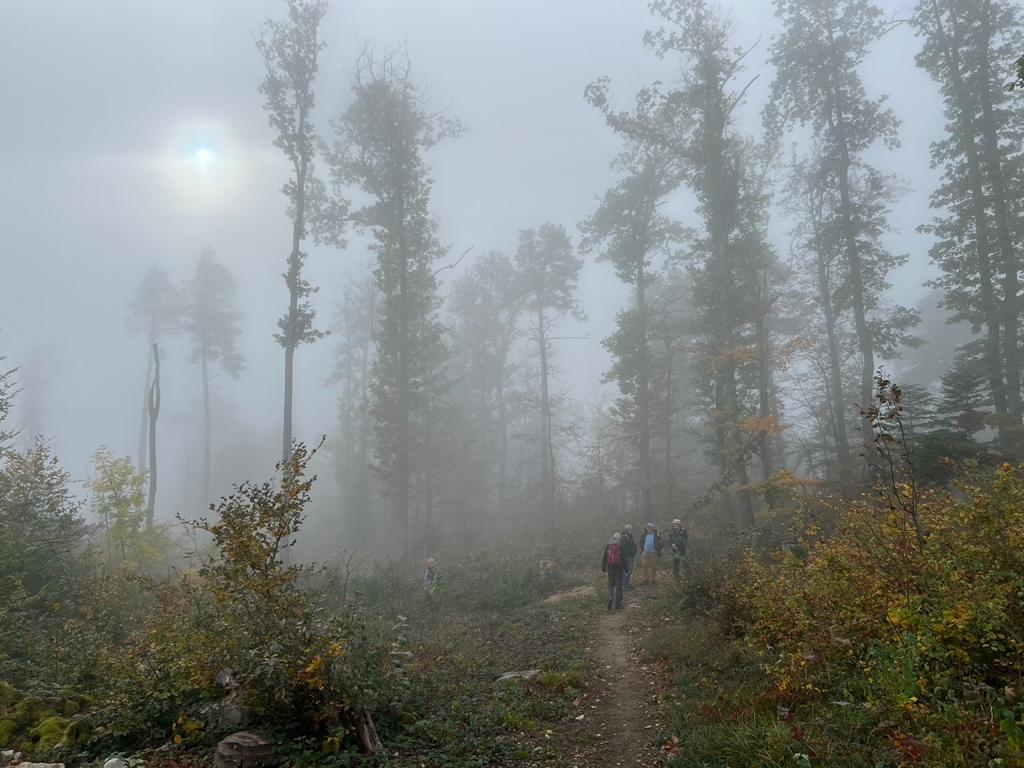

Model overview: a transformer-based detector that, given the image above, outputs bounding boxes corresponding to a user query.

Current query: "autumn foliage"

[721,460,1024,766]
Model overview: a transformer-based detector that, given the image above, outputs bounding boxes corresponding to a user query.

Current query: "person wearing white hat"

[668,519,688,586]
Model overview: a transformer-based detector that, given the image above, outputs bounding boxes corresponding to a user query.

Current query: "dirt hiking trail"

[560,585,668,767]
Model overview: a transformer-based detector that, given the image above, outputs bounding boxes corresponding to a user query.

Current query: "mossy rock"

[0,682,20,713]
[0,718,16,746]
[59,689,92,706]
[29,715,71,753]
[63,718,92,745]
[12,698,56,728]
[61,700,80,717]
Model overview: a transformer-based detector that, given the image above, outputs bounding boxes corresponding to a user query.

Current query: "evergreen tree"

[0,438,86,682]
[183,249,245,508]
[914,0,1024,453]
[768,0,917,459]
[514,224,582,538]
[938,351,990,435]
[581,146,681,524]
[329,272,380,541]
[449,253,525,522]
[329,50,456,557]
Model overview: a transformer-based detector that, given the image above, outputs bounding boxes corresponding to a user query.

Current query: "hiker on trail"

[424,557,439,596]
[620,523,638,591]
[639,522,662,585]
[601,532,625,611]
[668,519,688,586]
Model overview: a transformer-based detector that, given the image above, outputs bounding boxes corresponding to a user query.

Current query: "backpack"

[607,542,622,568]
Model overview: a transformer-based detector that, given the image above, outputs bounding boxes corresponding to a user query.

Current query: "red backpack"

[607,542,622,568]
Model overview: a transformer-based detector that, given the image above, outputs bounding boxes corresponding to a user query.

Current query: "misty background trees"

[2,0,1024,563]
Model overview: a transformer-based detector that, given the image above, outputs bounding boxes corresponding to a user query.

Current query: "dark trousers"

[673,555,683,584]
[607,569,623,608]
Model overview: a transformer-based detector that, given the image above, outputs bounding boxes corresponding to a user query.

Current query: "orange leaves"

[737,415,783,435]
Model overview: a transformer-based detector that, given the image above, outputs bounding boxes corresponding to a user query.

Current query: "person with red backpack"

[601,532,626,611]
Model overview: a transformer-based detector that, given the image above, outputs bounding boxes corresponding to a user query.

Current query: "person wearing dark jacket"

[601,532,626,611]
[667,519,688,585]
[620,524,638,591]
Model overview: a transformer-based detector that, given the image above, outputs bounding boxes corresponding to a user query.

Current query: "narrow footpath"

[559,584,668,767]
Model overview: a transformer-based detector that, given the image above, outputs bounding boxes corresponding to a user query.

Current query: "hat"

[624,523,633,531]
[426,557,436,567]
[672,518,682,526]
[645,522,655,529]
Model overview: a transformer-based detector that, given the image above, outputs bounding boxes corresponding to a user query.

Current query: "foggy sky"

[0,0,942,502]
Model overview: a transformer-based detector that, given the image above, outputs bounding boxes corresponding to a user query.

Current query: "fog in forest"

[1,1,951,553]
[2,0,1024,761]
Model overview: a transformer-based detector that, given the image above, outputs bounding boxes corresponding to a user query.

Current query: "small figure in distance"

[424,557,439,597]
[639,522,662,585]
[668,518,688,586]
[620,523,638,591]
[601,532,626,611]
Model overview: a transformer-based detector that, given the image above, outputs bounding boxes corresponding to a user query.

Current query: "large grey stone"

[214,732,275,768]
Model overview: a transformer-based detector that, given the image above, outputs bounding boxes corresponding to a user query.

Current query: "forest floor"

[551,579,672,768]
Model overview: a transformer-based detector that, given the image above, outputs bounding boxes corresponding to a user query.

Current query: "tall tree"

[0,350,17,452]
[257,0,334,462]
[914,0,1024,453]
[125,265,181,472]
[590,0,774,525]
[146,342,161,530]
[449,252,526,521]
[329,50,457,557]
[581,149,681,523]
[514,224,583,538]
[329,272,379,541]
[768,0,910,456]
[183,249,245,507]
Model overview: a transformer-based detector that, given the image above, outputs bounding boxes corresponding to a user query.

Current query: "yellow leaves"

[172,713,204,746]
[301,654,327,691]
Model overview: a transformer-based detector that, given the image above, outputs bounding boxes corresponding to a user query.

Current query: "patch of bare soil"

[543,585,596,604]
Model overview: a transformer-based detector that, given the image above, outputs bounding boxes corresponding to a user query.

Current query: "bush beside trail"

[643,462,1024,768]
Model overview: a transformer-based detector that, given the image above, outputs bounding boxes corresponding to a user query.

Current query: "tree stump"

[355,712,381,755]
[213,732,275,768]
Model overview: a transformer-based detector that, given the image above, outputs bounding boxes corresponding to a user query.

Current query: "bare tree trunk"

[201,346,211,507]
[396,194,412,560]
[497,376,509,517]
[537,305,556,539]
[664,340,674,511]
[809,195,853,482]
[137,343,153,471]
[976,0,1021,447]
[636,270,653,524]
[831,102,875,455]
[146,342,161,530]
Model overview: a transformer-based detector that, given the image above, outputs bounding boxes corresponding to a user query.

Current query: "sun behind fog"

[157,121,242,214]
